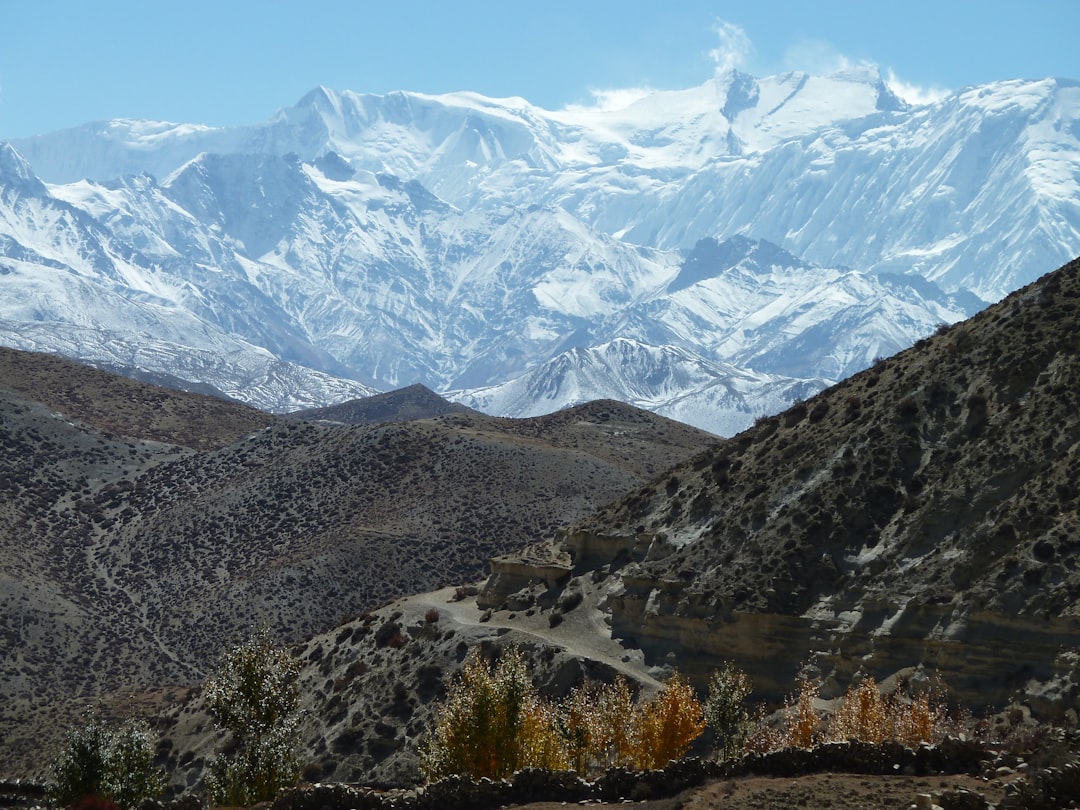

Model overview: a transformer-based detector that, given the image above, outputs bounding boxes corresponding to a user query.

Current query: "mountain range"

[3,66,1077,433]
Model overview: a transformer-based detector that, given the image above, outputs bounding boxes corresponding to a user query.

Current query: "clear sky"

[1,0,1078,140]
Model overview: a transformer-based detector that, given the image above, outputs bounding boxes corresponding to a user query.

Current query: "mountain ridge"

[10,70,1079,299]
[0,135,974,433]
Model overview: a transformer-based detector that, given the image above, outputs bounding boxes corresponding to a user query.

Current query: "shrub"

[101,719,166,810]
[704,662,753,760]
[828,677,889,743]
[558,677,636,773]
[204,627,302,806]
[785,677,821,749]
[743,704,786,754]
[826,676,948,747]
[49,715,110,808]
[891,690,942,746]
[48,715,165,810]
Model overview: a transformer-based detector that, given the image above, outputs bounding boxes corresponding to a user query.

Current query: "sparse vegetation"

[736,672,954,756]
[419,646,706,780]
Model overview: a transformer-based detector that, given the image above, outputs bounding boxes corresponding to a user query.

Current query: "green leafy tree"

[204,627,302,806]
[104,719,167,809]
[704,661,753,760]
[49,714,111,807]
[48,714,164,810]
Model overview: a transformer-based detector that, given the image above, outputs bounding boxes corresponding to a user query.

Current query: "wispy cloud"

[708,20,754,75]
[582,87,654,112]
[884,69,951,105]
[781,37,862,75]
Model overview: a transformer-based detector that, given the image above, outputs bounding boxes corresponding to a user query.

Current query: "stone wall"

[268,739,993,810]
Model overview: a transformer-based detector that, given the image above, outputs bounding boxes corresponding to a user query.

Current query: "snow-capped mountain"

[449,338,828,438]
[12,67,1080,301]
[1,65,1077,434]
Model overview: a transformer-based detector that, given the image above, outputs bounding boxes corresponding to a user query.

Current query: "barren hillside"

[0,352,717,775]
[571,254,1080,705]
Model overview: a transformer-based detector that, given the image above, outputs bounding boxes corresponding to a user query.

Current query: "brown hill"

[286,383,474,425]
[0,346,275,450]
[0,352,717,777]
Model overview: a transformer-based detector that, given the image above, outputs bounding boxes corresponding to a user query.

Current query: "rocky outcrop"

[476,541,572,609]
[562,528,649,568]
[605,564,1080,707]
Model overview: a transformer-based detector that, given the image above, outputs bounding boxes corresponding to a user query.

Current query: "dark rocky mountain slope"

[285,384,474,425]
[0,351,717,776]
[0,346,276,449]
[570,254,1080,706]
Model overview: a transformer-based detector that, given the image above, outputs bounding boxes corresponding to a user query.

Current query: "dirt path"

[509,771,1010,809]
[413,585,663,688]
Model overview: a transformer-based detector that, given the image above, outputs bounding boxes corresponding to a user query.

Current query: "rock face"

[476,540,572,610]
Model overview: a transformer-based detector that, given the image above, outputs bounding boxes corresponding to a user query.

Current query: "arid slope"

[571,255,1080,704]
[0,351,717,776]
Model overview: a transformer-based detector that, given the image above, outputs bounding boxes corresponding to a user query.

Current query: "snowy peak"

[0,143,47,195]
[451,337,825,437]
[163,151,314,258]
[9,71,1077,302]
[1,68,1078,434]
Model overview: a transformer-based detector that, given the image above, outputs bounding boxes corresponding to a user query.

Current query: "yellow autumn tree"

[828,677,889,743]
[631,673,706,769]
[419,646,564,780]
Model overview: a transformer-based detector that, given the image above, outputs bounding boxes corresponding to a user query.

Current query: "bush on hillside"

[204,627,302,806]
[48,714,165,810]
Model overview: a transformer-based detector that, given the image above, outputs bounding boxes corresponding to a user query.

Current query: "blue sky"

[1,0,1078,139]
